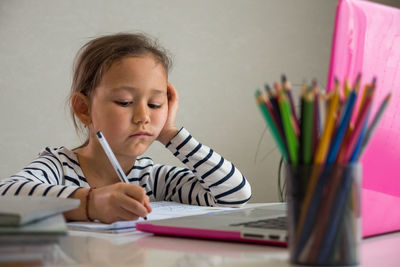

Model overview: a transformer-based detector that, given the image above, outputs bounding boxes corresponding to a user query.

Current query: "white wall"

[1,0,397,202]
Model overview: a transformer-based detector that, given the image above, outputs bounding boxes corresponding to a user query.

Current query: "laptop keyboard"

[229,216,287,230]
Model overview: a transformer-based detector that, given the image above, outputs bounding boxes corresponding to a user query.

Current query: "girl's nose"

[133,102,150,124]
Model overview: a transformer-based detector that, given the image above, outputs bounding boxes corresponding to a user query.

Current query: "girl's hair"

[69,32,173,142]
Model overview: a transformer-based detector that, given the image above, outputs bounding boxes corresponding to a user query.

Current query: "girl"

[0,33,251,223]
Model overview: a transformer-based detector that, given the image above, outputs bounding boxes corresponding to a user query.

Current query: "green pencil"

[255,90,288,161]
[278,92,299,164]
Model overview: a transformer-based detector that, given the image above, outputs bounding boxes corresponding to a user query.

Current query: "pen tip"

[96,131,102,138]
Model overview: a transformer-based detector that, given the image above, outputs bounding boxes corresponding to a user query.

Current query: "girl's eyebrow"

[111,86,166,95]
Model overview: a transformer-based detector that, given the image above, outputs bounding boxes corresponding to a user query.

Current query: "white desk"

[3,229,400,266]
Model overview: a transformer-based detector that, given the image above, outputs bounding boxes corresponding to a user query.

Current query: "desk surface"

[3,229,400,266]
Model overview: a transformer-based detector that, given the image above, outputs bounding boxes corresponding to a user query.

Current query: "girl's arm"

[152,82,251,206]
[150,127,252,207]
[0,150,79,198]
[0,148,151,223]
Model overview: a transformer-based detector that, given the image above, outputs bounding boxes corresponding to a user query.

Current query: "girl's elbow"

[235,182,252,207]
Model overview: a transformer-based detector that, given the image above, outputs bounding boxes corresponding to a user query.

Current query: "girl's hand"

[157,82,179,145]
[89,183,152,223]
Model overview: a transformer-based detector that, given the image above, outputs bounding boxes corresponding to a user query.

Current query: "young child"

[0,33,251,223]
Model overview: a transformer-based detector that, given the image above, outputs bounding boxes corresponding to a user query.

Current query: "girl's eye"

[115,101,132,107]
[148,103,162,109]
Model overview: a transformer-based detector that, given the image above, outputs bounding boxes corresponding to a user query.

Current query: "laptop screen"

[326,0,400,236]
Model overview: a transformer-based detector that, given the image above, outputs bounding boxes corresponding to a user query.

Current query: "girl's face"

[89,56,168,159]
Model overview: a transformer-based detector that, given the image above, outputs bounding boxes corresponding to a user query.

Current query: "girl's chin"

[126,144,150,157]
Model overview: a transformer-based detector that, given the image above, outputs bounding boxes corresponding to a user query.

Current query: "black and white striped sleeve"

[0,148,79,198]
[152,127,251,207]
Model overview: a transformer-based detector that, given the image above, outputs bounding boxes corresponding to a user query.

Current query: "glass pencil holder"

[285,163,362,266]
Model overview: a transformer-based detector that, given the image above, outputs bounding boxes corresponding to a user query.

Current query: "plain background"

[1,0,399,203]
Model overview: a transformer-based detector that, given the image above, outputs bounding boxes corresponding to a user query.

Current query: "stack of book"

[0,196,79,242]
[0,196,79,265]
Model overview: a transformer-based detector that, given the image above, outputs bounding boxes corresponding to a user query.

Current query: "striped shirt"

[0,128,251,207]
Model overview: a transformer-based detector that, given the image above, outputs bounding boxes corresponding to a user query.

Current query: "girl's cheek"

[154,110,168,129]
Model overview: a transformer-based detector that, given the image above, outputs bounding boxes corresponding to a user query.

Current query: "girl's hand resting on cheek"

[157,82,180,145]
[88,183,152,224]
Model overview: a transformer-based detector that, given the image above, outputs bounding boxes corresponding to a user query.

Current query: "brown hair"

[69,32,173,141]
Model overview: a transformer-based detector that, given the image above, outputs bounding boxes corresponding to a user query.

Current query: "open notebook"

[136,0,400,244]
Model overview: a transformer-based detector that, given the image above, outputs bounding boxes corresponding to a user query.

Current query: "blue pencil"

[349,108,370,162]
[326,79,359,163]
[294,165,335,260]
[317,166,355,263]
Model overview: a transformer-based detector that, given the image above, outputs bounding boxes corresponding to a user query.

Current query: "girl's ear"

[71,92,91,126]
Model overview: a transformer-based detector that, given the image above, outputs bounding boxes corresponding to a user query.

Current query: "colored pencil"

[344,78,350,98]
[278,92,299,164]
[282,74,300,129]
[255,90,288,161]
[343,88,374,162]
[265,84,286,140]
[318,166,354,263]
[253,75,391,265]
[359,92,391,158]
[298,88,306,164]
[314,79,340,164]
[312,81,321,155]
[326,74,361,163]
[301,90,314,164]
[349,110,370,162]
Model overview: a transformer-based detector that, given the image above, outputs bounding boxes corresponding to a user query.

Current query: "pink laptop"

[136,0,400,244]
[326,0,400,237]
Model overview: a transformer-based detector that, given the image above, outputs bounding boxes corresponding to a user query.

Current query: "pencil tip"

[281,74,287,83]
[353,74,362,92]
[312,79,318,87]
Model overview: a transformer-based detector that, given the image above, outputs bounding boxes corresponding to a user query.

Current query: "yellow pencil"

[294,82,340,240]
[314,80,340,164]
[344,78,350,98]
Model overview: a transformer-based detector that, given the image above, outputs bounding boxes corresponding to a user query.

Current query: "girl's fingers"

[119,193,149,218]
[114,206,140,222]
[123,183,147,203]
[167,82,179,108]
[93,183,151,222]
[144,196,152,213]
[118,186,149,217]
